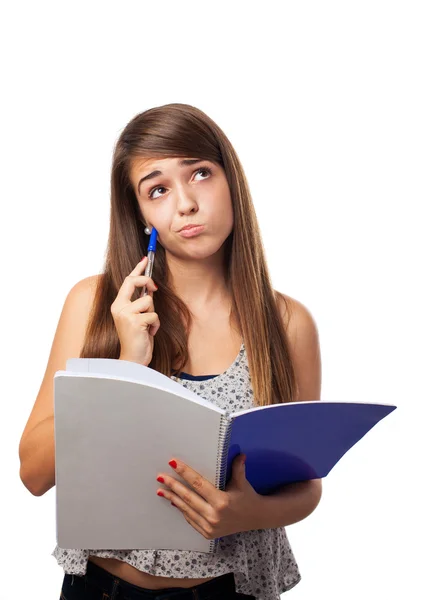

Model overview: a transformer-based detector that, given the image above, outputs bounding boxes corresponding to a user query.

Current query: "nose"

[175,182,199,214]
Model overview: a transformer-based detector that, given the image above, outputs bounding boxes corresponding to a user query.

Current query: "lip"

[178,223,203,232]
[178,225,205,238]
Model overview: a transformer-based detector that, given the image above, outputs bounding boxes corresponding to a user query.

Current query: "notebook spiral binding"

[209,413,233,553]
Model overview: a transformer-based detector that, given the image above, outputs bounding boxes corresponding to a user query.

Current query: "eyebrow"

[137,158,206,194]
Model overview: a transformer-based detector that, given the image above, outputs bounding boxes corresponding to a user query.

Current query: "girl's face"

[130,156,234,260]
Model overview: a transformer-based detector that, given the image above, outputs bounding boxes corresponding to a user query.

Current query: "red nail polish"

[171,502,177,507]
[157,476,165,483]
[169,460,177,469]
[157,490,165,497]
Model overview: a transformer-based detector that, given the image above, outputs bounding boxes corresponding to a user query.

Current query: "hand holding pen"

[110,227,160,367]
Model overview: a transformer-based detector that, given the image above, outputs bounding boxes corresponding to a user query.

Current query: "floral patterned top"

[52,341,301,599]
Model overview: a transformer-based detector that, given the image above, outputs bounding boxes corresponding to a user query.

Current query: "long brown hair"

[81,103,299,406]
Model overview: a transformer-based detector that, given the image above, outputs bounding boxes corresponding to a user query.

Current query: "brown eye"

[196,167,212,179]
[148,166,212,200]
[149,186,167,200]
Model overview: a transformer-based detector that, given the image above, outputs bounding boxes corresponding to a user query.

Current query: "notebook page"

[54,373,228,551]
[64,357,225,414]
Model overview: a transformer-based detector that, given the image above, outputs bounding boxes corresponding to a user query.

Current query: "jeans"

[59,560,256,599]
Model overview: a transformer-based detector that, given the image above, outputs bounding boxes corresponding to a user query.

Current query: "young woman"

[19,103,322,599]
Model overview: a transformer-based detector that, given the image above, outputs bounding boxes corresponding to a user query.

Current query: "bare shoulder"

[67,273,104,313]
[19,274,103,446]
[50,272,103,360]
[274,291,319,341]
[72,273,102,296]
[59,274,102,326]
[274,290,322,402]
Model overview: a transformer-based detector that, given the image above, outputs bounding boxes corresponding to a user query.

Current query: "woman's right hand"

[110,256,160,366]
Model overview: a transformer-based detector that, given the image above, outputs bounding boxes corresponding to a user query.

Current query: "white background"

[1,1,437,598]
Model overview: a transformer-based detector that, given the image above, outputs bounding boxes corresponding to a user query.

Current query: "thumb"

[226,454,247,492]
[233,453,246,476]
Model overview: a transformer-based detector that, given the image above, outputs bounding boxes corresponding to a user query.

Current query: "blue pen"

[142,227,158,297]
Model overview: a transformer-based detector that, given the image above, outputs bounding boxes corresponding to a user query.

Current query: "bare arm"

[19,416,56,496]
[252,293,323,529]
[252,479,322,530]
[18,275,100,496]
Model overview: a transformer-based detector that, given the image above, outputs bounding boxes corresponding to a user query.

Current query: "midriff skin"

[88,556,216,588]
[88,323,242,589]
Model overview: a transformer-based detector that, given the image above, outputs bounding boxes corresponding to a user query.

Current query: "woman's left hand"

[156,454,264,539]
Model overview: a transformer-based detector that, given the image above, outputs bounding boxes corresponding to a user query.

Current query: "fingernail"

[171,502,177,507]
[169,460,177,469]
[157,490,165,497]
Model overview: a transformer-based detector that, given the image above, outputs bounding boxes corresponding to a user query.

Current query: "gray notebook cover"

[53,358,229,553]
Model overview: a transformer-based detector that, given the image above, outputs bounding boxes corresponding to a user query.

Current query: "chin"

[172,237,227,260]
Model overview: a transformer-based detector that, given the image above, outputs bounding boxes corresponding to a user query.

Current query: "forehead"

[130,156,195,175]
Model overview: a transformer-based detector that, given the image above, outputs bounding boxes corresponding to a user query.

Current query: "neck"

[165,250,230,313]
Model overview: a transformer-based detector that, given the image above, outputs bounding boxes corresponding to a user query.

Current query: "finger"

[140,312,159,330]
[168,459,218,505]
[158,486,212,536]
[136,298,160,336]
[129,257,158,293]
[159,471,212,518]
[119,275,158,302]
[149,316,160,337]
[129,256,148,276]
[175,502,213,540]
[181,514,209,539]
[132,293,155,313]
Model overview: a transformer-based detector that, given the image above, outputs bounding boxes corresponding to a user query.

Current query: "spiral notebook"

[53,358,396,553]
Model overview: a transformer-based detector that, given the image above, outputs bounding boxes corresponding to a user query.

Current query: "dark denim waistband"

[61,559,239,599]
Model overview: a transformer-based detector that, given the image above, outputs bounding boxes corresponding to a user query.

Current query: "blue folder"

[223,401,396,495]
